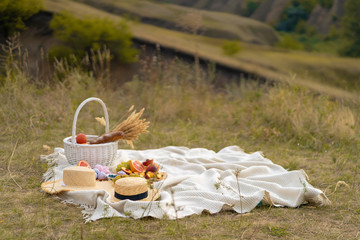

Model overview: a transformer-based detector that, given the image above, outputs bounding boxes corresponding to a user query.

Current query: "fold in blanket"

[41,146,330,222]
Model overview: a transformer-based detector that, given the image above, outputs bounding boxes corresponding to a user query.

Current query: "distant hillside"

[308,0,346,34]
[74,0,279,45]
[158,0,245,13]
[41,0,360,100]
[156,0,346,34]
[250,0,290,25]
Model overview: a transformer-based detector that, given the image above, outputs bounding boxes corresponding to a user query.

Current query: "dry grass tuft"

[259,84,358,149]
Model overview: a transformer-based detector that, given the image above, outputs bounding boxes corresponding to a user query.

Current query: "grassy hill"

[155,0,346,34]
[73,0,279,45]
[44,0,360,100]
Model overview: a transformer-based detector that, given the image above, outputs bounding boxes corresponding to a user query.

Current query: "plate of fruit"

[75,159,166,183]
[112,159,166,183]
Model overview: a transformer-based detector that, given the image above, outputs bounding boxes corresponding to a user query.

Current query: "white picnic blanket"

[41,146,330,222]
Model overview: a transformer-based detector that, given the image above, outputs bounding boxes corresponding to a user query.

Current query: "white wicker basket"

[63,97,118,167]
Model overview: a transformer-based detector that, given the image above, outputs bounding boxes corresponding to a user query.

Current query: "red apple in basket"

[76,133,87,144]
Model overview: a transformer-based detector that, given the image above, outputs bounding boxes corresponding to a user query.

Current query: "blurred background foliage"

[0,0,43,38]
[339,0,360,57]
[49,12,138,63]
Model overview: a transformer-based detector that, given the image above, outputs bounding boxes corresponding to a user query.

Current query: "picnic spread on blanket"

[41,98,330,222]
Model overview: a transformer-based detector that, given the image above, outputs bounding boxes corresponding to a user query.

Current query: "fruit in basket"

[89,131,124,144]
[130,159,146,173]
[76,133,87,144]
[77,160,91,168]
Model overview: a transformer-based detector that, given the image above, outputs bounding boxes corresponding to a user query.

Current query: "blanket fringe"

[261,191,275,206]
[60,199,96,222]
[307,193,331,207]
[40,152,60,182]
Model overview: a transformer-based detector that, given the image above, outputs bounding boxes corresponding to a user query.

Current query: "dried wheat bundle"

[112,107,150,148]
[93,106,150,148]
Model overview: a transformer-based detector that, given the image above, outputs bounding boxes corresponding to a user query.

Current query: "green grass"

[0,35,360,239]
[263,225,289,237]
[276,32,346,55]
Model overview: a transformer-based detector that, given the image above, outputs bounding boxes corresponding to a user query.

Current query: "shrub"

[339,43,360,58]
[0,0,43,38]
[339,0,360,57]
[49,12,138,63]
[275,34,304,50]
[295,0,317,14]
[276,5,307,32]
[325,25,339,40]
[276,0,316,32]
[47,45,74,62]
[243,0,260,17]
[294,20,307,34]
[222,40,242,56]
[319,0,333,9]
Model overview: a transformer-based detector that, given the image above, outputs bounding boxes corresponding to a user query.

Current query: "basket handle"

[71,97,110,145]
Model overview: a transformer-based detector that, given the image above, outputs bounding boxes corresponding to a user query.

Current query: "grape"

[97,171,107,180]
[94,168,100,174]
[102,166,110,174]
[116,160,131,172]
[94,164,110,174]
[94,164,103,171]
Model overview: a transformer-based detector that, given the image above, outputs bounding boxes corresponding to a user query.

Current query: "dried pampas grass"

[113,106,150,148]
[95,117,106,126]
[95,105,150,148]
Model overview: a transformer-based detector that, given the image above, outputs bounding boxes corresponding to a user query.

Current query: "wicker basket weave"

[63,97,118,167]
